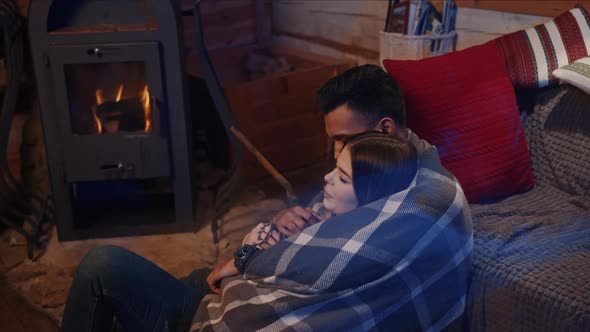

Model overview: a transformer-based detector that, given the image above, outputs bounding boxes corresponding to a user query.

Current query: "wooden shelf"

[456,1,590,17]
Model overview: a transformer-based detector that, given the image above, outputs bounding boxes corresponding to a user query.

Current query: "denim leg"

[61,245,203,332]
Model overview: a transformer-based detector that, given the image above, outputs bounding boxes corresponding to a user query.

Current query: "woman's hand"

[206,257,239,294]
[272,206,322,237]
[242,223,281,248]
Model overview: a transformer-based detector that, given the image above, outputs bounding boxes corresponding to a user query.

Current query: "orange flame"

[141,85,151,132]
[96,88,104,105]
[94,89,104,134]
[115,84,124,102]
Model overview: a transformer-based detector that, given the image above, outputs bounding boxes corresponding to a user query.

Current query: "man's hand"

[206,257,239,294]
[272,206,322,237]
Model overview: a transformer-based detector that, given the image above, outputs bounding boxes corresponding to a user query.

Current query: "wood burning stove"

[29,0,197,240]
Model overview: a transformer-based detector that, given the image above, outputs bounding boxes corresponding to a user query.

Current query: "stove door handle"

[99,162,134,172]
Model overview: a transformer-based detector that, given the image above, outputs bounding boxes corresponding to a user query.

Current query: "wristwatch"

[234,244,260,274]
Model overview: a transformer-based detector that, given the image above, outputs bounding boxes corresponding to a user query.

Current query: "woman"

[61,133,419,332]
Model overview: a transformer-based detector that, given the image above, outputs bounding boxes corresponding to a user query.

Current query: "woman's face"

[323,146,359,215]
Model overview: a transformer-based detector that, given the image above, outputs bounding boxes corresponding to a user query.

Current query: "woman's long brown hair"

[346,132,418,206]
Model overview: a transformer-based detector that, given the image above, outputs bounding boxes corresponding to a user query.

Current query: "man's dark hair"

[317,64,406,128]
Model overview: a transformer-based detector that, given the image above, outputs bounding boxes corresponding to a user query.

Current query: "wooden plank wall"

[457,0,590,17]
[273,1,385,65]
[181,0,271,52]
[182,0,273,84]
[456,7,547,50]
[272,0,567,65]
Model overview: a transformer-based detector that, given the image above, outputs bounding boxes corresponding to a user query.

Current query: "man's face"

[324,104,374,159]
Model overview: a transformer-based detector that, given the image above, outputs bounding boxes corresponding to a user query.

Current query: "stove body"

[29,0,196,240]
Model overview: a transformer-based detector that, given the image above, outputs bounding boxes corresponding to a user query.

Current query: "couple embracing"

[62,65,472,332]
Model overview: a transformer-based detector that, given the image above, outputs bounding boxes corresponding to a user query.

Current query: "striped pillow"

[552,56,590,95]
[496,7,590,89]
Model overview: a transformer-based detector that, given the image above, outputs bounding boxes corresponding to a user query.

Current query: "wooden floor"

[0,277,58,332]
[0,227,59,332]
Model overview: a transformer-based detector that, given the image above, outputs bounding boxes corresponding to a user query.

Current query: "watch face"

[236,245,253,259]
[237,247,248,258]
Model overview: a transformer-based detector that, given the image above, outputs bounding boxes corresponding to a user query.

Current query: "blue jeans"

[61,245,211,332]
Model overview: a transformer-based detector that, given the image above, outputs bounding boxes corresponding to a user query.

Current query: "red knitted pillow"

[495,6,590,89]
[383,41,534,203]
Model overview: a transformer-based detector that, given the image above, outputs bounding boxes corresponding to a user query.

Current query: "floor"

[0,187,287,331]
[0,277,59,332]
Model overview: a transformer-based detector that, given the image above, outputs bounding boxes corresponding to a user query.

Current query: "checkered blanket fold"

[192,147,473,331]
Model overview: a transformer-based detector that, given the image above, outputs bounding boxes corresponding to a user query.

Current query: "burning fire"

[94,89,104,133]
[93,84,151,134]
[115,84,124,102]
[141,85,151,132]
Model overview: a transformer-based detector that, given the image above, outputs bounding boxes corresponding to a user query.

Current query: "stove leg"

[211,218,220,244]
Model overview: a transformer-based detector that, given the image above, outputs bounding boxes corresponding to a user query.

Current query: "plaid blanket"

[191,147,473,331]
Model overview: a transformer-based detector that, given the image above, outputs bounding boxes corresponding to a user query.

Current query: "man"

[271,64,432,237]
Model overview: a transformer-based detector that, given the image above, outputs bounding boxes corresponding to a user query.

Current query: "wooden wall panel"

[273,0,386,64]
[272,0,552,64]
[454,7,547,50]
[456,1,590,17]
[181,0,264,51]
[182,0,273,84]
